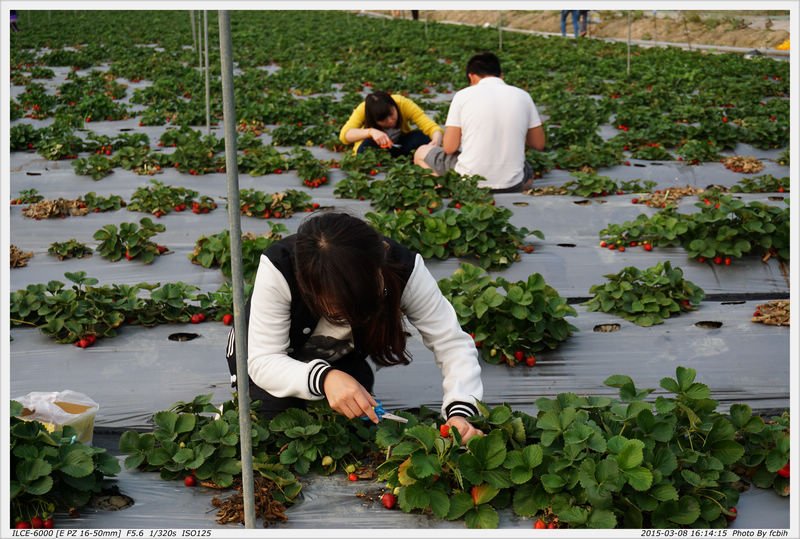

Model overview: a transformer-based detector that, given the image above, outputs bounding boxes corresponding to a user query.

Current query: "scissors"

[361,399,408,423]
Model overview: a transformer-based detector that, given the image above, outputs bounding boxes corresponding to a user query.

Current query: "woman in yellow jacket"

[339,91,443,158]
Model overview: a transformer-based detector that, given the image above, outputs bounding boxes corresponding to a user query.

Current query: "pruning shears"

[361,399,408,423]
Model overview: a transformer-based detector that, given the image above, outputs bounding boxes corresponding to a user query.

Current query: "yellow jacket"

[339,94,443,154]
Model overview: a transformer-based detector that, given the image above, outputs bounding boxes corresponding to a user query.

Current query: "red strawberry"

[348,473,358,482]
[697,257,706,263]
[599,241,607,248]
[643,243,653,252]
[31,516,43,529]
[726,507,737,522]
[369,169,378,176]
[777,186,785,193]
[724,257,731,266]
[381,493,397,509]
[86,334,97,345]
[273,211,282,218]
[526,356,536,367]
[534,519,546,529]
[514,350,524,361]
[312,203,320,209]
[470,486,479,505]
[722,116,728,123]
[43,517,54,529]
[548,522,558,529]
[197,313,206,322]
[713,256,723,265]
[184,475,196,487]
[618,246,626,252]
[16,521,31,529]
[222,314,233,326]
[629,241,638,247]
[156,245,168,254]
[439,424,450,437]
[125,250,133,261]
[777,462,790,478]
[454,202,462,209]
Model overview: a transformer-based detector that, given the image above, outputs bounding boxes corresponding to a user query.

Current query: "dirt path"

[369,10,790,51]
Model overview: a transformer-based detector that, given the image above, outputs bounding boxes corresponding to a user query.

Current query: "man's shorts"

[423,147,534,193]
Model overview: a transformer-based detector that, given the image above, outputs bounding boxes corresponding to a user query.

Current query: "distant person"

[578,10,589,37]
[340,91,443,158]
[414,52,545,193]
[10,10,20,32]
[560,10,579,38]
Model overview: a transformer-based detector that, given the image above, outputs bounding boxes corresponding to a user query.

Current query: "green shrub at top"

[188,223,287,282]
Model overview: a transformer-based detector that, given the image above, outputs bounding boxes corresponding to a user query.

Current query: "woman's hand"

[447,416,483,444]
[430,130,443,147]
[368,128,393,149]
[322,369,380,423]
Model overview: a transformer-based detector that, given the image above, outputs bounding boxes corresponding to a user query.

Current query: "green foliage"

[584,261,704,326]
[563,172,656,198]
[93,217,166,264]
[71,154,114,180]
[189,224,287,282]
[48,239,92,261]
[368,205,539,271]
[729,174,789,194]
[10,401,120,524]
[82,191,126,212]
[126,179,215,217]
[238,188,314,219]
[11,188,44,205]
[439,263,577,362]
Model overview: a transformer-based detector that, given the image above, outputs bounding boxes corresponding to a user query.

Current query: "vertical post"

[218,10,256,529]
[204,10,211,135]
[627,11,632,76]
[653,10,658,44]
[197,12,203,71]
[190,11,197,57]
[497,11,503,52]
[424,13,428,43]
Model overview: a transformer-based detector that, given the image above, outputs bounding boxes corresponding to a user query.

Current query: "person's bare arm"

[526,125,545,151]
[443,126,461,155]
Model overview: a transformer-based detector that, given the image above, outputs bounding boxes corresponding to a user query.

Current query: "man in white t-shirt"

[414,52,546,192]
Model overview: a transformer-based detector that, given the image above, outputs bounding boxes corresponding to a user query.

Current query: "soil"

[369,10,790,51]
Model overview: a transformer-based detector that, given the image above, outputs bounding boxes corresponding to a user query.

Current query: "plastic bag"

[15,390,99,445]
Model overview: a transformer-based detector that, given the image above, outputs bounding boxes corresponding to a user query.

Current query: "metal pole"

[197,12,203,71]
[204,10,211,135]
[424,13,428,43]
[497,11,503,52]
[627,12,632,76]
[218,10,256,529]
[653,10,658,44]
[190,11,197,58]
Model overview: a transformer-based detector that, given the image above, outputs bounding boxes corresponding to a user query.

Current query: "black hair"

[363,91,402,130]
[294,212,410,366]
[466,52,502,81]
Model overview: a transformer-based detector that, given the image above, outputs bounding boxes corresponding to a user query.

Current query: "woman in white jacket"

[226,212,484,442]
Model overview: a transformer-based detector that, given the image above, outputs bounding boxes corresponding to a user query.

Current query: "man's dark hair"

[294,212,410,367]
[466,52,502,80]
[363,91,402,129]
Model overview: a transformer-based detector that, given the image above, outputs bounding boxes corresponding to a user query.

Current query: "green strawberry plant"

[563,172,656,198]
[48,239,93,261]
[675,139,721,165]
[10,188,44,205]
[93,217,166,263]
[339,147,387,174]
[439,263,577,363]
[126,180,215,217]
[731,408,789,497]
[584,261,704,326]
[35,127,84,160]
[238,145,289,176]
[333,171,375,200]
[10,124,42,151]
[374,366,758,528]
[72,154,114,180]
[729,174,789,193]
[553,142,621,171]
[119,394,270,488]
[10,400,121,526]
[368,205,540,270]
[189,223,287,282]
[238,188,316,219]
[288,147,329,188]
[629,142,674,161]
[82,192,126,213]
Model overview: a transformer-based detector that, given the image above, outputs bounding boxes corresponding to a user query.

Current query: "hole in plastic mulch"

[721,301,746,305]
[119,127,133,132]
[633,163,646,168]
[168,332,200,342]
[768,196,785,201]
[512,201,529,207]
[695,321,723,329]
[650,162,664,166]
[594,323,621,333]
[574,200,591,205]
[26,172,42,176]
[557,243,576,248]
